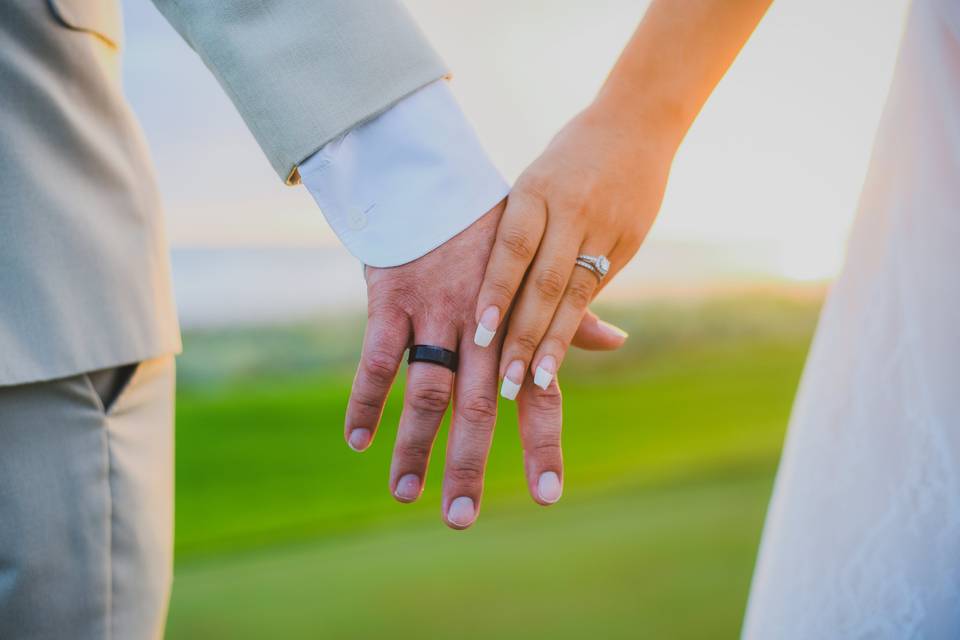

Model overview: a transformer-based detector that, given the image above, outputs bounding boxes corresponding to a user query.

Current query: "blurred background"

[120,0,909,637]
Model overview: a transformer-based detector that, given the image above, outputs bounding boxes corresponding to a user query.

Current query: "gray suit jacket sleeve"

[150,0,447,184]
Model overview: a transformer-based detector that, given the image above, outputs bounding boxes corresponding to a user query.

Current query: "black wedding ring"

[407,345,459,373]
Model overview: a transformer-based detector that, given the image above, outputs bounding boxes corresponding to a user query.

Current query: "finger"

[528,264,599,389]
[516,370,563,505]
[567,239,633,351]
[473,189,547,348]
[345,310,411,452]
[441,330,501,529]
[498,221,582,400]
[389,323,459,504]
[571,309,629,351]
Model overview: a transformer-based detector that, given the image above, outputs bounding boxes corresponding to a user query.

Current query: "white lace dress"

[742,0,960,636]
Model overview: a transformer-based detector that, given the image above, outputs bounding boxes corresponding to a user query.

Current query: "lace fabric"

[742,0,960,636]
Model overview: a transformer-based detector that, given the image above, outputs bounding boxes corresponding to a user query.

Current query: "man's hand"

[344,201,565,529]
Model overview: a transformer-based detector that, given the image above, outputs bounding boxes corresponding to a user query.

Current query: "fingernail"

[537,471,563,504]
[347,428,371,452]
[598,320,629,340]
[500,360,525,401]
[474,306,500,347]
[394,474,421,502]
[533,355,556,390]
[447,496,476,528]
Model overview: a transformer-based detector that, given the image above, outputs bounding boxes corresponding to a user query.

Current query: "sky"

[122,0,910,284]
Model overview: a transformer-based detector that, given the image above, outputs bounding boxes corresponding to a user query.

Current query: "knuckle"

[534,267,566,301]
[529,382,563,409]
[371,286,421,319]
[487,278,516,305]
[498,227,535,262]
[362,350,398,386]
[350,390,382,413]
[368,295,406,321]
[434,293,461,322]
[395,441,432,462]
[565,278,595,310]
[408,381,451,415]
[541,335,570,357]
[529,439,562,460]
[554,187,589,214]
[516,172,551,200]
[514,332,542,354]
[459,395,498,426]
[449,460,484,485]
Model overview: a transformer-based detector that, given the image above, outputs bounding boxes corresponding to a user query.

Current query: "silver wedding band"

[575,254,611,282]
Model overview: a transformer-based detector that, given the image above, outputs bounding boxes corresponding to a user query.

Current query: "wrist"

[580,94,685,161]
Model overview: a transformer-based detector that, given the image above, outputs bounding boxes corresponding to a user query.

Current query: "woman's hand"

[472,0,772,397]
[473,103,678,398]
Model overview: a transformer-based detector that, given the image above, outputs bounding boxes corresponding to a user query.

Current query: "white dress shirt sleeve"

[298,80,509,268]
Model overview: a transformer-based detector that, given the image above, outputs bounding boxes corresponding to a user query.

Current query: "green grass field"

[165,291,821,639]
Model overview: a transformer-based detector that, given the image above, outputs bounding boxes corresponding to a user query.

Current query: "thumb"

[571,309,629,351]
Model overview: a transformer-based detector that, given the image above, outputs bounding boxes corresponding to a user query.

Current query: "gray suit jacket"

[0,0,446,385]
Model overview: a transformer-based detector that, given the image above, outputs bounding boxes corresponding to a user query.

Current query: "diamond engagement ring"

[574,254,611,282]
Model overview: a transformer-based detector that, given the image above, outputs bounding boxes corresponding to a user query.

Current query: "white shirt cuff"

[298,80,509,267]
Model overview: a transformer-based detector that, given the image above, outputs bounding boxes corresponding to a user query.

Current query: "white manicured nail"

[537,471,563,504]
[474,324,495,348]
[533,355,556,390]
[500,360,525,401]
[598,320,629,341]
[473,306,499,347]
[500,377,521,400]
[533,367,553,390]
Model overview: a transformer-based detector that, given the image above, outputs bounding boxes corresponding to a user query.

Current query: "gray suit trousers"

[0,357,175,639]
